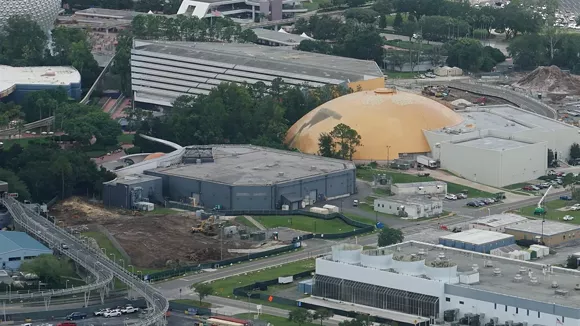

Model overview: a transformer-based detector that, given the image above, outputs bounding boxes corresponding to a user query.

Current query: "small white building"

[391,181,447,196]
[434,66,463,77]
[374,196,443,219]
[469,213,529,232]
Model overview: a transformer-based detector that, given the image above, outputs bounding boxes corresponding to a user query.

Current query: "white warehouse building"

[391,181,447,196]
[424,105,580,187]
[308,241,580,326]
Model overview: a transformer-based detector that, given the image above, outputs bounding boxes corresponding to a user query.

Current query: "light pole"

[110,253,116,262]
[101,247,107,256]
[119,258,125,269]
[487,208,491,217]
[128,264,135,274]
[386,145,391,166]
[66,280,69,289]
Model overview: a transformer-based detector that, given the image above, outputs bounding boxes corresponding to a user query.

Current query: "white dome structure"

[0,0,60,33]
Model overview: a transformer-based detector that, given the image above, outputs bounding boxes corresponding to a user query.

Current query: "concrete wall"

[374,198,443,219]
[392,182,447,196]
[0,248,52,270]
[504,229,580,247]
[515,128,580,162]
[438,236,514,253]
[439,142,502,187]
[498,141,547,186]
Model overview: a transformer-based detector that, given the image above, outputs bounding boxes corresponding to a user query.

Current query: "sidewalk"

[244,215,266,230]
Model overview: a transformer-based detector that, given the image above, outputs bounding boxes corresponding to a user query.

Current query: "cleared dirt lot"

[51,197,253,268]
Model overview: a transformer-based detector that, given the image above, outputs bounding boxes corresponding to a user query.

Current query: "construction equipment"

[534,185,553,215]
[191,215,221,236]
[474,97,487,105]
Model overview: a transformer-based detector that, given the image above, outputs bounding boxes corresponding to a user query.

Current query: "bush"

[125,146,142,155]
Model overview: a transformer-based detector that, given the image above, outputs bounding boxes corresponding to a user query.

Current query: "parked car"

[476,200,487,206]
[466,201,478,207]
[522,185,534,191]
[540,182,551,188]
[121,306,139,314]
[65,312,87,321]
[103,309,122,318]
[445,194,457,200]
[94,309,110,316]
[456,193,468,199]
[571,204,580,211]
[57,323,76,326]
[561,195,574,201]
[563,215,575,221]
[353,199,359,207]
[531,185,540,190]
[61,243,69,250]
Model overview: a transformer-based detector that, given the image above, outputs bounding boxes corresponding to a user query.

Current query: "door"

[309,190,317,204]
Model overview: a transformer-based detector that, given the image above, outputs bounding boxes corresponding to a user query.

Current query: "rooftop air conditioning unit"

[552,281,559,288]
[493,268,501,276]
[513,274,523,282]
[278,172,285,177]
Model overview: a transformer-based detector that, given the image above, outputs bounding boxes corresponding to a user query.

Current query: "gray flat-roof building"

[504,219,580,247]
[143,145,355,210]
[252,28,311,46]
[131,40,383,107]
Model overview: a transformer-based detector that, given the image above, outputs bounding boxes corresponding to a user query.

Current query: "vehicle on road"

[103,309,122,317]
[561,195,573,200]
[61,243,69,250]
[65,312,87,320]
[93,309,110,316]
[353,199,359,207]
[466,201,480,207]
[57,322,76,326]
[563,215,575,221]
[121,306,139,314]
[456,193,468,199]
[523,185,534,191]
[571,204,580,211]
[445,194,457,200]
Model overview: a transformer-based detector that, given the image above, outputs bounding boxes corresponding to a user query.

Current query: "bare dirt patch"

[513,65,580,95]
[51,197,254,269]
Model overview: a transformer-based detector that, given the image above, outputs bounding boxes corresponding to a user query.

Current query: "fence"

[143,209,374,282]
[168,301,212,315]
[95,224,131,264]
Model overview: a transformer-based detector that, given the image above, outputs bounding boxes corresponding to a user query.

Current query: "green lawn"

[235,216,257,228]
[170,299,212,308]
[384,71,419,79]
[251,215,359,234]
[235,313,318,326]
[117,133,135,144]
[209,259,315,298]
[302,0,330,10]
[517,199,580,223]
[3,137,51,149]
[356,168,495,198]
[505,182,533,190]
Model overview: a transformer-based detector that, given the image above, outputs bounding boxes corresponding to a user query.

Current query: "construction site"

[49,197,281,269]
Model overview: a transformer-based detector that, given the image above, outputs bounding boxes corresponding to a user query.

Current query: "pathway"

[244,215,267,230]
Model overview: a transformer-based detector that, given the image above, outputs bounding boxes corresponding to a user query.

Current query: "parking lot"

[558,0,580,15]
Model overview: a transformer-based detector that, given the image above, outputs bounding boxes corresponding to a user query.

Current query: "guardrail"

[241,9,345,29]
[1,196,169,326]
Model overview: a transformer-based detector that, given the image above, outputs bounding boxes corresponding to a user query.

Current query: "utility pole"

[386,145,391,165]
[220,225,223,261]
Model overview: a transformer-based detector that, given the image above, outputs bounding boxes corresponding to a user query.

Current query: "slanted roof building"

[0,231,52,270]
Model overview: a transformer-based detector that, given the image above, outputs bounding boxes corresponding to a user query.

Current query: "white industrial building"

[374,196,443,219]
[308,241,580,326]
[425,105,580,187]
[439,229,515,253]
[391,181,447,196]
[469,214,529,232]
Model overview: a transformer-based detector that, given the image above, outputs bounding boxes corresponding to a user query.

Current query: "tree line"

[128,80,352,153]
[0,16,101,93]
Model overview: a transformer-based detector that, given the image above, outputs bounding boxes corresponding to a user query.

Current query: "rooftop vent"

[529,277,539,285]
[493,268,502,276]
[278,172,285,177]
[519,266,527,274]
[418,249,426,256]
[552,281,559,288]
[310,166,317,171]
[555,289,568,296]
[472,264,479,272]
[438,252,445,259]
[484,260,493,268]
[513,274,523,282]
[575,284,580,290]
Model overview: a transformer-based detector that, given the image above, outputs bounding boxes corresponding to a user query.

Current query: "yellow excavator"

[191,216,219,236]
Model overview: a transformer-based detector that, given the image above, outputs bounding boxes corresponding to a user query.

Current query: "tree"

[378,226,404,246]
[314,308,334,326]
[51,156,73,198]
[571,143,580,160]
[567,255,578,269]
[345,8,379,24]
[20,254,74,287]
[379,14,388,29]
[548,149,555,167]
[329,123,362,160]
[345,0,366,8]
[339,314,374,326]
[562,173,576,189]
[398,21,418,41]
[372,0,392,15]
[0,16,47,66]
[318,133,336,158]
[572,186,580,202]
[0,168,30,200]
[191,283,214,305]
[288,308,313,326]
[393,12,403,29]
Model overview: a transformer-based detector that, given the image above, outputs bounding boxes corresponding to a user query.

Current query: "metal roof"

[472,213,528,228]
[440,229,514,245]
[0,231,51,253]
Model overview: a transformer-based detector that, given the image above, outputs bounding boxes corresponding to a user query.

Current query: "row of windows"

[446,297,565,322]
[7,256,36,261]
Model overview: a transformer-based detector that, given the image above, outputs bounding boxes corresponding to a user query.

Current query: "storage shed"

[439,229,515,253]
[298,279,313,294]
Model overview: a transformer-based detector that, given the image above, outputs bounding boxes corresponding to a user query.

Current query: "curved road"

[1,196,169,326]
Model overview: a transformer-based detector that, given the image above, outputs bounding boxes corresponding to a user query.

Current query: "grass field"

[251,215,359,234]
[356,169,495,198]
[302,0,330,10]
[209,259,315,298]
[385,39,435,51]
[236,313,318,326]
[505,182,533,190]
[384,71,418,79]
[235,216,257,228]
[117,133,135,144]
[517,200,580,223]
[3,137,51,149]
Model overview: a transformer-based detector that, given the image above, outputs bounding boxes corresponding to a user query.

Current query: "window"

[446,297,450,302]
[505,306,508,312]
[516,308,519,314]
[527,310,529,316]
[23,256,35,260]
[8,257,21,261]
[562,317,565,323]
[494,303,497,310]
[459,301,464,305]
[538,312,541,318]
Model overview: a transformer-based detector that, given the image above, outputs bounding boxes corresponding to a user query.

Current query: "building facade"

[312,242,580,326]
[0,66,82,102]
[469,214,529,233]
[103,174,163,209]
[391,182,447,196]
[439,229,515,253]
[0,231,52,270]
[374,196,443,219]
[504,219,580,247]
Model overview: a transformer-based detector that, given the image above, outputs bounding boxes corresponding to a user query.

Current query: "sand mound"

[513,65,580,95]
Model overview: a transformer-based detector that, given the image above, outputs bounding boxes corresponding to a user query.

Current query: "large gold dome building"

[285,88,464,161]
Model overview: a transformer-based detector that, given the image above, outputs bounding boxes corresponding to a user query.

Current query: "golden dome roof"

[143,152,166,161]
[285,88,464,160]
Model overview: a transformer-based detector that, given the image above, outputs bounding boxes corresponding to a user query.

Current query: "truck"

[416,155,438,169]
